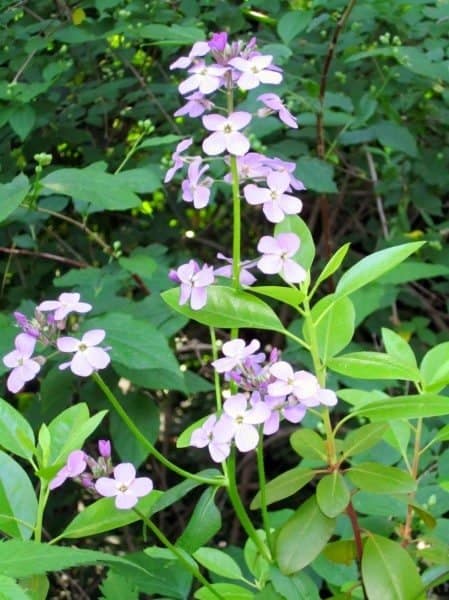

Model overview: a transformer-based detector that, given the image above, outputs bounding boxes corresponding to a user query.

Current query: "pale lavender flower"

[170,41,211,70]
[57,329,110,377]
[244,171,303,223]
[49,450,87,490]
[257,233,306,284]
[264,156,306,191]
[181,158,213,209]
[174,92,214,118]
[257,93,298,128]
[98,439,111,459]
[3,333,41,393]
[212,338,261,374]
[202,112,251,156]
[229,55,282,90]
[214,253,257,286]
[179,62,227,96]
[268,362,337,408]
[37,293,92,322]
[164,138,193,183]
[221,393,270,452]
[169,260,215,310]
[13,311,39,339]
[262,394,307,435]
[190,414,233,462]
[95,463,153,509]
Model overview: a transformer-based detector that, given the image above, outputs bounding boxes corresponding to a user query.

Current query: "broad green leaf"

[0,575,31,600]
[10,106,35,140]
[383,421,411,456]
[47,403,89,463]
[244,531,270,580]
[374,121,418,157]
[250,286,305,308]
[362,535,425,600]
[18,574,49,600]
[277,11,312,44]
[0,398,35,460]
[162,285,285,332]
[270,567,320,600]
[335,242,424,298]
[58,492,163,539]
[352,394,449,421]
[274,215,315,271]
[313,243,350,291]
[0,174,29,223]
[342,423,387,458]
[118,254,158,279]
[99,570,139,600]
[328,351,420,381]
[316,473,350,518]
[136,24,205,44]
[139,134,182,148]
[150,469,222,515]
[323,540,356,565]
[276,496,336,574]
[296,157,337,194]
[306,295,355,362]
[114,167,160,194]
[420,342,449,393]
[193,548,242,580]
[338,388,388,407]
[51,409,107,465]
[195,583,253,600]
[41,166,141,213]
[250,466,315,509]
[346,463,416,494]
[290,429,327,461]
[431,423,449,444]
[381,328,418,371]
[177,488,221,554]
[0,451,37,540]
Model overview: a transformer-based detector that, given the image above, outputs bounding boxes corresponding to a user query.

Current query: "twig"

[365,148,389,239]
[0,246,88,268]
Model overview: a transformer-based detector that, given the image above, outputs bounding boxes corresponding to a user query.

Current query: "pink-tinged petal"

[191,41,210,57]
[95,477,118,497]
[258,93,283,110]
[271,361,294,380]
[212,356,238,373]
[282,260,306,284]
[277,233,300,255]
[59,292,80,303]
[267,170,291,192]
[7,369,25,393]
[263,202,285,223]
[129,477,153,497]
[170,56,191,70]
[251,55,274,70]
[191,429,209,448]
[114,463,136,485]
[237,72,259,90]
[194,266,214,286]
[37,300,60,312]
[259,70,283,85]
[223,393,248,418]
[202,114,226,132]
[228,57,248,71]
[257,235,280,255]
[226,132,250,156]
[3,350,21,368]
[179,283,192,306]
[258,254,283,275]
[245,402,271,424]
[58,361,71,371]
[20,359,40,380]
[279,194,303,215]
[53,306,71,320]
[214,414,236,442]
[294,371,319,398]
[74,302,92,314]
[57,336,80,353]
[209,440,231,462]
[115,493,138,510]
[279,109,298,128]
[70,352,94,377]
[190,287,207,310]
[66,450,87,476]
[15,333,37,356]
[49,467,69,490]
[283,404,307,423]
[179,74,200,95]
[203,132,226,156]
[82,329,106,346]
[177,261,197,282]
[85,347,110,370]
[198,76,222,95]
[264,412,280,435]
[244,184,265,206]
[235,425,259,452]
[229,111,252,130]
[317,388,338,406]
[222,338,246,357]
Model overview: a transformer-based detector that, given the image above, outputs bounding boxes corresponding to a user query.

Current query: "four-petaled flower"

[170,41,211,70]
[257,233,306,284]
[221,393,270,452]
[95,463,153,509]
[257,93,298,128]
[202,112,251,156]
[37,292,92,321]
[190,414,233,462]
[174,92,214,118]
[164,138,193,183]
[229,55,282,90]
[169,260,215,310]
[50,450,87,490]
[179,62,227,96]
[181,158,213,209]
[244,171,303,223]
[212,338,261,374]
[57,329,110,376]
[2,333,41,393]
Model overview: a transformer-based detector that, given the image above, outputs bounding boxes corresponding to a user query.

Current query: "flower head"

[95,463,153,509]
[179,62,227,96]
[57,329,110,377]
[37,293,92,322]
[244,171,303,223]
[3,333,41,393]
[229,55,283,90]
[170,41,210,70]
[190,414,233,462]
[202,112,251,156]
[164,138,193,183]
[258,93,298,128]
[174,92,214,119]
[221,393,270,452]
[49,450,87,490]
[257,233,306,284]
[181,158,213,209]
[214,253,257,286]
[212,338,261,374]
[169,260,215,310]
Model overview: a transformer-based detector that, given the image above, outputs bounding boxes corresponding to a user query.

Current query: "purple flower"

[179,62,227,96]
[13,311,40,339]
[214,253,257,286]
[3,333,41,393]
[212,338,261,374]
[262,395,307,435]
[268,362,337,408]
[244,171,303,223]
[95,463,153,509]
[190,414,233,462]
[264,157,306,191]
[181,158,213,209]
[257,233,306,284]
[37,293,92,322]
[209,32,228,52]
[49,450,87,490]
[98,439,111,459]
[57,329,110,377]
[169,260,215,310]
[229,55,282,90]
[257,93,298,128]
[174,92,214,118]
[202,112,251,156]
[221,393,270,452]
[170,41,210,70]
[164,138,193,183]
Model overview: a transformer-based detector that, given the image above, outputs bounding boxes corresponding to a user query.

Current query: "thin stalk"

[134,508,224,600]
[230,155,241,290]
[114,131,146,174]
[346,500,368,600]
[209,326,223,413]
[401,417,423,546]
[34,482,50,543]
[92,373,225,487]
[256,434,273,553]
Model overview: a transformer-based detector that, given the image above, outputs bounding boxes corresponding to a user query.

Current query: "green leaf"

[194,583,253,600]
[162,285,285,332]
[0,174,29,223]
[177,416,210,449]
[352,394,449,421]
[250,466,315,509]
[41,166,141,213]
[306,295,355,362]
[316,473,350,518]
[381,328,418,371]
[277,11,312,44]
[346,463,416,494]
[0,575,31,600]
[99,571,139,600]
[314,243,350,291]
[19,574,49,600]
[290,429,328,461]
[0,398,35,461]
[114,167,160,194]
[374,121,418,157]
[118,254,158,279]
[9,106,35,140]
[270,567,320,600]
[177,488,221,554]
[323,540,356,565]
[362,534,425,600]
[342,423,387,458]
[335,242,424,298]
[276,496,336,574]
[274,215,315,271]
[139,134,182,148]
[59,492,163,539]
[193,548,243,580]
[250,286,305,308]
[150,469,222,515]
[0,451,37,540]
[136,24,205,45]
[328,351,420,381]
[420,342,449,393]
[296,157,337,193]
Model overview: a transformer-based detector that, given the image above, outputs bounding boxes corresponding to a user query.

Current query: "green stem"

[134,508,225,600]
[34,482,50,543]
[92,373,225,487]
[114,131,146,174]
[230,154,241,290]
[256,434,273,553]
[227,449,272,563]
[209,327,223,413]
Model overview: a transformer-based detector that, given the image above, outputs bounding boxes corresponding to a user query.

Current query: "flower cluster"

[166,32,305,310]
[50,440,153,509]
[190,338,337,462]
[2,292,110,393]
